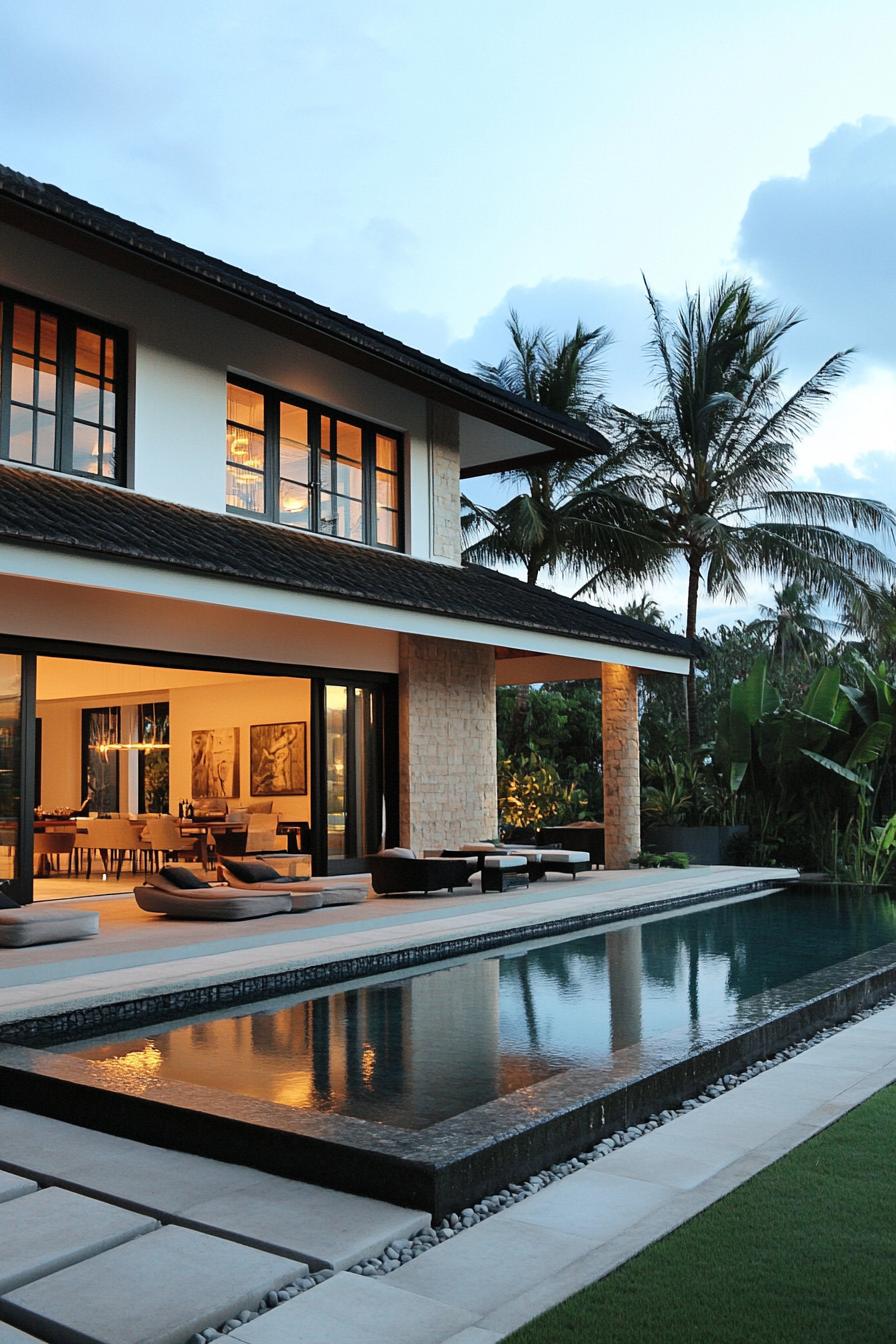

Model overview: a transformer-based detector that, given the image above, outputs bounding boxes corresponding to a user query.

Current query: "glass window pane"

[376,508,399,548]
[376,434,398,472]
[335,420,363,463]
[39,314,57,361]
[38,361,56,412]
[226,464,265,513]
[35,411,55,467]
[278,480,311,527]
[12,305,35,354]
[74,372,101,423]
[8,406,33,462]
[280,402,308,447]
[280,440,310,484]
[335,461,363,498]
[10,352,34,406]
[102,387,116,428]
[376,472,398,510]
[320,415,331,454]
[103,338,115,381]
[73,422,100,474]
[75,328,101,374]
[227,425,264,470]
[227,382,264,429]
[320,491,363,541]
[101,432,116,478]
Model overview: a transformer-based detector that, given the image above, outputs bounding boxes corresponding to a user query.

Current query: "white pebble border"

[188,989,895,1343]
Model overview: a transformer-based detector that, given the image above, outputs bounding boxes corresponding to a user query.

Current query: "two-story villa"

[0,166,691,904]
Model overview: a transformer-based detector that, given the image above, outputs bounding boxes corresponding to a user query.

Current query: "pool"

[3,881,896,1213]
[48,884,896,1129]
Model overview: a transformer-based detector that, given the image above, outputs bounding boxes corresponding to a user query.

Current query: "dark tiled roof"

[0,467,692,661]
[0,164,609,468]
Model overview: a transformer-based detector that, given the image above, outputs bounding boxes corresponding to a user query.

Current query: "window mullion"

[0,300,11,459]
[363,426,375,545]
[266,390,277,521]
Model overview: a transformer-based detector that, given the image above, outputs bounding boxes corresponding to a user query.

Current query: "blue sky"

[3,0,896,626]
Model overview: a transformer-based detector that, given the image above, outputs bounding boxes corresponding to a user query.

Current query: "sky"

[2,0,896,628]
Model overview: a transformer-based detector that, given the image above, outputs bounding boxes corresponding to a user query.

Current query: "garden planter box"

[643,824,747,865]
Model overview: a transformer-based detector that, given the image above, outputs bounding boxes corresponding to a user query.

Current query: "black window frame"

[226,374,404,552]
[0,283,128,486]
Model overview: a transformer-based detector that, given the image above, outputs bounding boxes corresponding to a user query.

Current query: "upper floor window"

[0,286,126,484]
[226,378,402,550]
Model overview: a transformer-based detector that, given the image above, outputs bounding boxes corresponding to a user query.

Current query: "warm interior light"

[229,432,250,461]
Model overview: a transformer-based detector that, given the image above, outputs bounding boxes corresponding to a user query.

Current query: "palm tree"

[462,311,662,586]
[590,277,896,748]
[751,582,831,670]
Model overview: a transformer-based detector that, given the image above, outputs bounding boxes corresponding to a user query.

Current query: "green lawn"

[506,1084,895,1344]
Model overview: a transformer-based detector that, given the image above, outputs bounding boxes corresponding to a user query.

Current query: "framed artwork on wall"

[250,721,307,796]
[191,727,240,798]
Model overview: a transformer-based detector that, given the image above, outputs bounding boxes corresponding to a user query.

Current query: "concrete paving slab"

[0,1324,46,1344]
[0,1186,158,1293]
[0,1107,284,1215]
[0,1169,37,1205]
[593,1131,747,1189]
[1,1224,306,1344]
[180,1172,429,1270]
[386,1216,591,1315]
[440,1330,504,1344]
[230,1272,480,1344]
[501,1167,672,1240]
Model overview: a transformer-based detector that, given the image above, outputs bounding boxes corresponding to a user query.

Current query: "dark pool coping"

[0,906,893,1218]
[0,875,794,1044]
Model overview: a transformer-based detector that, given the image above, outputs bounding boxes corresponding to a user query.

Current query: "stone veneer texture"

[601,662,641,868]
[427,401,462,565]
[399,633,497,851]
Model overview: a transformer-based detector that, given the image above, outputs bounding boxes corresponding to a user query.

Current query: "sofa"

[368,848,476,896]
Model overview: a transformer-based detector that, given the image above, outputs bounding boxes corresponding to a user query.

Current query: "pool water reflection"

[54,884,896,1130]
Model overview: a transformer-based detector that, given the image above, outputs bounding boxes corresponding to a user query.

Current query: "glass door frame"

[310,676,399,875]
[0,633,398,901]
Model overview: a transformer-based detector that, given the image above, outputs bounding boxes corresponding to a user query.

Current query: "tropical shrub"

[498,750,591,829]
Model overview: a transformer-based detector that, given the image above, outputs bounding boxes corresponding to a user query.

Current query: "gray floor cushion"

[0,905,99,948]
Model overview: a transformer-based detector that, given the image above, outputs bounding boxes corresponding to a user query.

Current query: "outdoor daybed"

[0,901,99,947]
[368,848,476,896]
[133,868,318,919]
[217,858,369,905]
[456,843,591,879]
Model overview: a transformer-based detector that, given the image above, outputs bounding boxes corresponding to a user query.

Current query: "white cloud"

[792,364,896,486]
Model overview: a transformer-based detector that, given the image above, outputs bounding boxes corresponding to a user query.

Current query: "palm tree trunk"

[685,554,701,751]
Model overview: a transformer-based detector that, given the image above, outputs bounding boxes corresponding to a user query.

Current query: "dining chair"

[143,815,203,871]
[87,818,144,880]
[33,830,75,878]
[245,813,285,855]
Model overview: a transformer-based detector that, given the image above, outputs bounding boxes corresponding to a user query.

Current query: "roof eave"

[0,185,610,465]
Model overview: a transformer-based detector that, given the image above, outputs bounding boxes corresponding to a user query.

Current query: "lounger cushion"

[160,865,211,889]
[135,886,292,920]
[483,855,528,869]
[542,850,590,864]
[0,905,99,947]
[378,847,416,859]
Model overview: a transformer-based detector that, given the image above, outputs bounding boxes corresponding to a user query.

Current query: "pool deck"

[0,865,796,1028]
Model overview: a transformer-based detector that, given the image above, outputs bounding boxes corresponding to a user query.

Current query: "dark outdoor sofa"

[368,848,476,896]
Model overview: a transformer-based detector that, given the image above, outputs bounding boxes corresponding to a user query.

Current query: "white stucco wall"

[0,221,465,562]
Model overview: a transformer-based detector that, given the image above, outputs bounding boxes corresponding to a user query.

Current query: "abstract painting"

[191,727,240,799]
[250,721,306,796]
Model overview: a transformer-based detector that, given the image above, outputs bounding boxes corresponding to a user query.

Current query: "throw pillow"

[160,865,211,890]
[221,858,280,884]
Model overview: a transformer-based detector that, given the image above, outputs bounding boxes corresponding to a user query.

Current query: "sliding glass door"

[0,653,35,903]
[320,680,394,873]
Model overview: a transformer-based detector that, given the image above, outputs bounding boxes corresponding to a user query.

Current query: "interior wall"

[36,659,313,822]
[168,677,312,821]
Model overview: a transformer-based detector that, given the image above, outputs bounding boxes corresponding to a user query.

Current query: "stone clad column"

[601,663,641,869]
[399,633,497,852]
